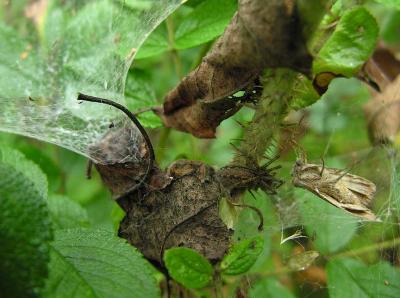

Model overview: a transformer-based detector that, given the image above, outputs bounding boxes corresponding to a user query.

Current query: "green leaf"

[111,203,125,232]
[0,23,43,98]
[221,236,264,275]
[174,0,237,49]
[327,259,400,298]
[0,146,48,198]
[135,25,170,59]
[249,278,295,298]
[313,7,379,77]
[16,144,62,193]
[43,229,160,298]
[164,247,213,289]
[290,74,320,110]
[48,195,90,230]
[381,10,400,45]
[389,159,400,218]
[296,187,358,254]
[232,193,274,273]
[297,0,331,41]
[373,0,400,9]
[125,70,162,128]
[219,197,239,229]
[0,146,52,297]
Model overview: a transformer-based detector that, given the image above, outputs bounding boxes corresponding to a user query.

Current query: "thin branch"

[330,237,400,260]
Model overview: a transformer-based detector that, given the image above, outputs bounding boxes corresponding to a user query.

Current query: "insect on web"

[233,77,400,295]
[0,0,183,165]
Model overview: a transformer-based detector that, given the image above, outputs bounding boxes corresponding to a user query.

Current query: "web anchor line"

[77,93,155,200]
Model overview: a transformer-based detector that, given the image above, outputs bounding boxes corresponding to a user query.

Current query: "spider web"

[228,77,400,296]
[0,0,182,164]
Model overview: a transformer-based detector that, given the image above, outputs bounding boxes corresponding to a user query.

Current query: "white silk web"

[0,0,182,164]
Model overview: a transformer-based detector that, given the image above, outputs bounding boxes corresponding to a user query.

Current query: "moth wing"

[324,168,376,205]
[308,188,344,210]
[313,191,378,221]
[341,173,376,204]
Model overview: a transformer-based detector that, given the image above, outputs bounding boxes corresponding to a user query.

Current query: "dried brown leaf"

[365,75,400,144]
[160,0,312,138]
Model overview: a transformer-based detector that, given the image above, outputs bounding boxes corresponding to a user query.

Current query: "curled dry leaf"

[362,47,400,91]
[158,0,312,138]
[362,47,400,144]
[364,75,400,144]
[296,266,327,285]
[288,250,319,271]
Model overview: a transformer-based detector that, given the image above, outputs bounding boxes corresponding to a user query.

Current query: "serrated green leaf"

[16,144,62,193]
[221,236,264,275]
[327,259,400,298]
[373,0,400,9]
[43,229,159,298]
[249,277,295,298]
[0,146,48,198]
[0,146,52,298]
[296,186,358,254]
[174,0,237,49]
[48,195,90,230]
[164,247,213,289]
[313,7,379,77]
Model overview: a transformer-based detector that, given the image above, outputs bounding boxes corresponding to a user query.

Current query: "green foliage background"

[0,0,400,297]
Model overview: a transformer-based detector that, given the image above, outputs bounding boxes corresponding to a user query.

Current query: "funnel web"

[0,0,182,164]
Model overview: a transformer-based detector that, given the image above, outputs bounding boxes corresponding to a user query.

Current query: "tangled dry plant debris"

[93,132,282,265]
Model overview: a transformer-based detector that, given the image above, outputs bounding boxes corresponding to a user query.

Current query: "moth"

[292,159,378,221]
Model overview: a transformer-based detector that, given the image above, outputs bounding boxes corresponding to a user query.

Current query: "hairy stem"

[233,68,298,166]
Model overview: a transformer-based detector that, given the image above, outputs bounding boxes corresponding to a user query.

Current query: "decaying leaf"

[364,75,400,144]
[158,0,312,138]
[362,47,400,91]
[288,250,319,271]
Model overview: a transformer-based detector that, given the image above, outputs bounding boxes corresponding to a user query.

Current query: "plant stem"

[166,17,183,79]
[156,127,171,164]
[329,237,400,259]
[232,69,298,166]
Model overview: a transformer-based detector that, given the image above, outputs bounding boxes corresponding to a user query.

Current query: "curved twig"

[229,202,264,231]
[77,93,155,199]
